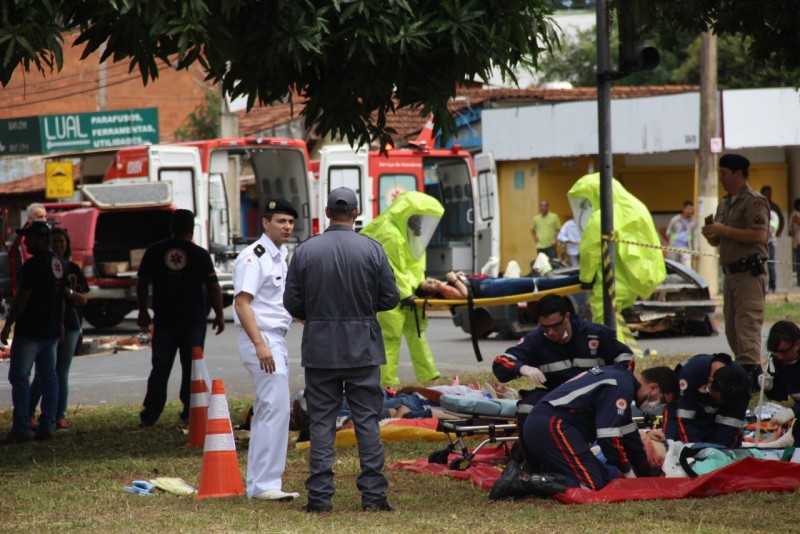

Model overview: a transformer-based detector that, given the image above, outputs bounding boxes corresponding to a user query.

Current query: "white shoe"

[252,489,300,501]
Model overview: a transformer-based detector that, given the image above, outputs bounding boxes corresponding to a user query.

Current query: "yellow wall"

[615,162,789,213]
[497,161,538,270]
[615,166,695,213]
[498,156,597,269]
[497,157,789,271]
[748,163,789,212]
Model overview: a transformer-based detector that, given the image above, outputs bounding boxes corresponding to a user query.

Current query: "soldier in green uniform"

[702,154,769,389]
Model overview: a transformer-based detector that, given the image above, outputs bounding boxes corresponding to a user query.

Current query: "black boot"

[517,472,567,498]
[489,462,566,500]
[489,459,524,500]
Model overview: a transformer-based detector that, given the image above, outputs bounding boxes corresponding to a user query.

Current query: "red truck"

[47,182,175,328]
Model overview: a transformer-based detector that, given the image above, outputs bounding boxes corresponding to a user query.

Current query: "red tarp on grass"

[391,452,800,504]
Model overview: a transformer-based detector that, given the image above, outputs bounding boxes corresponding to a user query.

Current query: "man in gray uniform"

[284,187,399,513]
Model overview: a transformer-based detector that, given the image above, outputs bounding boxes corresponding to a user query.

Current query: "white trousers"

[238,329,290,497]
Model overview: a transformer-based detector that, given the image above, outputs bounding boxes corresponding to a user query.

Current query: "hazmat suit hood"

[567,173,666,325]
[361,191,444,298]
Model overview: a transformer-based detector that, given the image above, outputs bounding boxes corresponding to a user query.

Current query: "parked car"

[451,259,717,340]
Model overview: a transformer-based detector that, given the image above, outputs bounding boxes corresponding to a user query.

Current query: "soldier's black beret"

[263,198,299,219]
[719,154,750,172]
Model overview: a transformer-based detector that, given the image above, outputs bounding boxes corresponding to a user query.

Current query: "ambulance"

[317,142,499,277]
[54,137,316,327]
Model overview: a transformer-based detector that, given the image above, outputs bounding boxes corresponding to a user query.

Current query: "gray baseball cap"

[327,187,358,211]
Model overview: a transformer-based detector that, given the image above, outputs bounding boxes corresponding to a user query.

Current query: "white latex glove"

[772,407,796,425]
[758,373,774,392]
[623,469,637,479]
[519,365,547,385]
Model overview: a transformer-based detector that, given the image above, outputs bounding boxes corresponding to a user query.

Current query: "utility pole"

[696,31,720,296]
[596,0,616,330]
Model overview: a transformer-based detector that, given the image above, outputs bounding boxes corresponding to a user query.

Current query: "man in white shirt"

[557,218,582,267]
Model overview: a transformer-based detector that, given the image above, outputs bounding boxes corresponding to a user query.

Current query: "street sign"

[0,108,159,156]
[45,161,74,199]
[41,108,159,152]
[0,116,43,155]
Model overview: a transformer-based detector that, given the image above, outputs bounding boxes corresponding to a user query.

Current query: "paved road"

[0,310,755,410]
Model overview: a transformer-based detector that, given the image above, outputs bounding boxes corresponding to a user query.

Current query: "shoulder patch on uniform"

[254,244,265,257]
[752,199,765,212]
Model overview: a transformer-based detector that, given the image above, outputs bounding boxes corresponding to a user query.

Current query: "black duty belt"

[723,254,766,275]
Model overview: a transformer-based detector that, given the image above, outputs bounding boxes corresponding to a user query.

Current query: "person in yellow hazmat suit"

[567,173,666,328]
[361,191,445,386]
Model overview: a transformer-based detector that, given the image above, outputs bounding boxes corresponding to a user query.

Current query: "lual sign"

[0,107,159,155]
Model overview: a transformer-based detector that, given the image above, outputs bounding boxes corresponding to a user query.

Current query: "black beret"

[264,198,299,219]
[719,154,750,172]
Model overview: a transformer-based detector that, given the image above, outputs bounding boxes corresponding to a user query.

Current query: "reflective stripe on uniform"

[540,358,603,374]
[677,408,696,419]
[614,353,634,364]
[540,360,574,373]
[597,427,622,438]
[547,378,618,407]
[715,414,745,428]
[573,358,605,368]
[596,422,638,439]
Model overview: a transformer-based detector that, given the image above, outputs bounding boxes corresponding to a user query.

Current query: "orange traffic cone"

[192,346,212,390]
[196,379,244,499]
[186,348,210,448]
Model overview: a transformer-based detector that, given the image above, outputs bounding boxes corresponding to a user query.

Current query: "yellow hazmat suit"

[361,191,445,385]
[568,173,666,325]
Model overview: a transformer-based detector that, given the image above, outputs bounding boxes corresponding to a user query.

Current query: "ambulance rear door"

[318,144,370,231]
[473,152,500,276]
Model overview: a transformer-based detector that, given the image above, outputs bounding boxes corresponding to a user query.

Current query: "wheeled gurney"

[427,394,519,471]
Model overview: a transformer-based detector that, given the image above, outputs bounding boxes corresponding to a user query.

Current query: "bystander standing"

[137,209,225,427]
[284,187,399,513]
[531,200,561,262]
[233,199,299,501]
[1,221,66,443]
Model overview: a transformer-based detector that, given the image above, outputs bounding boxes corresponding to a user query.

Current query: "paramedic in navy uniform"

[137,209,225,427]
[234,198,300,501]
[760,321,800,446]
[491,294,634,478]
[284,187,399,513]
[500,365,677,497]
[663,353,749,448]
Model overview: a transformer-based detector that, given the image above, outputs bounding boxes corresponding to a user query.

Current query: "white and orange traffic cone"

[192,346,212,391]
[196,379,244,499]
[186,347,210,448]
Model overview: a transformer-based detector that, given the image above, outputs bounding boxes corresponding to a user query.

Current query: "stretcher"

[427,394,519,471]
[414,277,583,308]
[414,274,584,362]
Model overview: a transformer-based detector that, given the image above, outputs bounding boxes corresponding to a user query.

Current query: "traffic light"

[619,41,660,73]
[617,0,660,75]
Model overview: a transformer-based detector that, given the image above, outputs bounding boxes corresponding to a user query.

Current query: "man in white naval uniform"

[233,198,300,501]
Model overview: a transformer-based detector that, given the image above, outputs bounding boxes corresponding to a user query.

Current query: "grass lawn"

[765,300,800,323]
[1,357,798,533]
